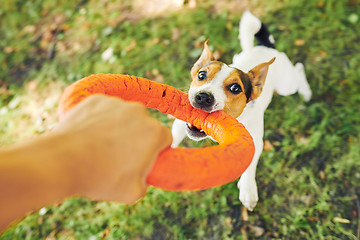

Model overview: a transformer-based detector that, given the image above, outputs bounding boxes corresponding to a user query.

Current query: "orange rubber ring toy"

[58,74,255,191]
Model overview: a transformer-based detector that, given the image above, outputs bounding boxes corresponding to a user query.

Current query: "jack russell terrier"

[171,11,312,211]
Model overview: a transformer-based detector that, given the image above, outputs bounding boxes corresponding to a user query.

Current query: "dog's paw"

[295,63,312,102]
[238,177,258,211]
[171,119,187,148]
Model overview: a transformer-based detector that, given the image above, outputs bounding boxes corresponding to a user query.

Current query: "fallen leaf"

[295,134,309,145]
[125,40,137,52]
[4,46,16,53]
[27,80,39,91]
[61,24,70,31]
[82,22,90,30]
[151,69,164,83]
[317,1,324,7]
[58,41,68,53]
[0,84,12,97]
[294,39,306,46]
[333,217,351,224]
[339,79,348,86]
[242,206,249,221]
[248,225,265,237]
[241,227,248,240]
[226,21,233,31]
[307,216,319,222]
[225,217,232,227]
[22,25,36,34]
[40,30,55,49]
[320,51,327,57]
[263,140,274,151]
[100,228,110,239]
[300,195,313,205]
[171,28,181,41]
[278,24,287,31]
[150,38,160,46]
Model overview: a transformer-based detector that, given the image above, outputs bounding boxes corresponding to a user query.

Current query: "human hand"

[55,95,172,203]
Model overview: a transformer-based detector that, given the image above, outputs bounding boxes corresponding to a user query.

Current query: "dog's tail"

[239,10,275,51]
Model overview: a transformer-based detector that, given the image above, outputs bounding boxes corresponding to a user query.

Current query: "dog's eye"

[198,71,207,81]
[228,83,242,95]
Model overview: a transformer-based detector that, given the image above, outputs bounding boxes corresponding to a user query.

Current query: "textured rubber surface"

[58,74,255,191]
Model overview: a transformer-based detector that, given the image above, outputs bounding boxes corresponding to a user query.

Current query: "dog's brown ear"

[191,40,215,76]
[248,57,275,101]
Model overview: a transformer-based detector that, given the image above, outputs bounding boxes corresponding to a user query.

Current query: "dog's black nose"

[195,92,214,108]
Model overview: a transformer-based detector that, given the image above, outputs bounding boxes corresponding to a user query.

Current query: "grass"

[1,0,360,239]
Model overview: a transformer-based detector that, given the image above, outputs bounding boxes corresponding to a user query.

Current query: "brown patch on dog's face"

[223,69,249,118]
[191,40,215,75]
[222,58,275,118]
[248,57,276,101]
[188,40,275,119]
[190,61,223,87]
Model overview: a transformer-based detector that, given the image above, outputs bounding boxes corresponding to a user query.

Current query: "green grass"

[1,0,360,239]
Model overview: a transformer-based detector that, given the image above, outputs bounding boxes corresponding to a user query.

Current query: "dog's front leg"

[171,119,187,148]
[237,135,263,211]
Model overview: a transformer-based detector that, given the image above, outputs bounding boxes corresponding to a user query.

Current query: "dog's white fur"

[171,11,312,210]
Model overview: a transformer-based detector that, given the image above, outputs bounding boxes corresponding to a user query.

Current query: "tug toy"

[58,74,255,191]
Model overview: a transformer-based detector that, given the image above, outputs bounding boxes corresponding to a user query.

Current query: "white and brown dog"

[171,11,312,210]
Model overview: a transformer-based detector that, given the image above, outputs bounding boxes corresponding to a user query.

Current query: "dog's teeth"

[186,122,205,134]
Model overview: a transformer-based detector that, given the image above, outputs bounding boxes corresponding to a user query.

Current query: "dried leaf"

[100,228,110,239]
[294,39,306,46]
[171,28,181,41]
[263,140,274,151]
[4,46,16,53]
[333,217,351,224]
[22,25,36,34]
[152,69,164,83]
[242,206,249,221]
[225,217,232,227]
[27,80,39,91]
[248,225,265,237]
[295,134,309,146]
[300,195,313,205]
[0,85,11,97]
[150,38,160,46]
[125,40,137,52]
[339,79,348,86]
[317,1,324,7]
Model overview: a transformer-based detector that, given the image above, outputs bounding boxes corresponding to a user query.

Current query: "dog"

[171,11,312,211]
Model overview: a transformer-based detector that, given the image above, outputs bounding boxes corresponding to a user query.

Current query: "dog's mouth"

[187,123,205,133]
[186,122,207,139]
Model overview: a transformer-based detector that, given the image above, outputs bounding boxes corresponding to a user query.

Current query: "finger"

[115,178,148,204]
